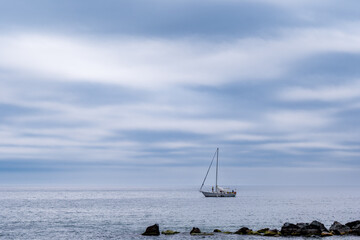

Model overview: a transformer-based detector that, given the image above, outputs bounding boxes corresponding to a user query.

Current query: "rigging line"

[199,149,217,191]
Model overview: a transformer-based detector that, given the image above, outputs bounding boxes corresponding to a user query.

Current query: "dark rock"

[300,225,321,236]
[345,220,360,235]
[351,223,360,236]
[264,229,279,236]
[330,221,351,235]
[190,227,201,234]
[352,229,360,236]
[213,229,222,232]
[296,223,309,229]
[257,228,269,233]
[142,224,160,236]
[234,227,252,235]
[346,220,360,229]
[298,221,327,236]
[280,222,301,236]
[254,228,269,235]
[310,220,328,232]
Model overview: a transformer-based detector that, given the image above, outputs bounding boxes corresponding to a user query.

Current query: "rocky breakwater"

[141,220,360,237]
[281,221,330,236]
[281,220,360,237]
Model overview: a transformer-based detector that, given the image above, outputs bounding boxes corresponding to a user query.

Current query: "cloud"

[0,0,300,37]
[259,141,354,152]
[0,85,253,135]
[223,133,270,142]
[266,110,333,131]
[279,81,360,102]
[1,25,360,89]
[0,33,283,88]
[1,0,360,186]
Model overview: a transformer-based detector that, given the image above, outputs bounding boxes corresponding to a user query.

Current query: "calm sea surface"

[0,186,359,239]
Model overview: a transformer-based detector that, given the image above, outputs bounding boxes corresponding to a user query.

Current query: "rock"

[345,220,360,229]
[299,222,323,236]
[234,227,253,235]
[161,230,179,235]
[264,229,279,236]
[310,220,329,233]
[213,229,222,232]
[330,221,351,235]
[280,222,301,236]
[296,223,309,229]
[222,231,233,234]
[293,221,328,236]
[345,221,360,235]
[190,227,201,234]
[299,226,321,236]
[189,228,213,236]
[257,228,269,234]
[354,224,360,230]
[351,224,360,236]
[352,229,360,236]
[142,224,160,236]
[253,228,271,236]
[321,232,333,237]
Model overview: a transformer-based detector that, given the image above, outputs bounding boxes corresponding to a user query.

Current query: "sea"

[0,186,359,239]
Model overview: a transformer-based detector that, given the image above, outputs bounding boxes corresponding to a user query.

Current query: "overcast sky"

[0,0,359,186]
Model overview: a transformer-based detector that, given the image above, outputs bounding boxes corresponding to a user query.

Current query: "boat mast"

[199,149,217,191]
[216,147,219,192]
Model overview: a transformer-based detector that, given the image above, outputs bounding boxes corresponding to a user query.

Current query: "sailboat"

[199,148,236,197]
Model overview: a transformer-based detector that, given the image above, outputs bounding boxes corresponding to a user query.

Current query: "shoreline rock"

[141,220,360,237]
[142,224,160,236]
[281,221,330,236]
[346,220,360,229]
[234,227,253,235]
[190,227,201,235]
[346,220,360,235]
[190,227,214,235]
[330,221,351,235]
[281,222,301,236]
[264,229,280,236]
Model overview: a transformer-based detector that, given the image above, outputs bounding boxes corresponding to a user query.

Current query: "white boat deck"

[201,191,236,197]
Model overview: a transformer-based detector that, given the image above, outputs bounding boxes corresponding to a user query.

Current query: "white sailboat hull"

[201,191,236,197]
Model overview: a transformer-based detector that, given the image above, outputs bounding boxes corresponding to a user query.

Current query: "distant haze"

[0,0,359,186]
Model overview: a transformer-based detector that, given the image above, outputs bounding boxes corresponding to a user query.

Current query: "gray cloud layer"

[0,0,359,185]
